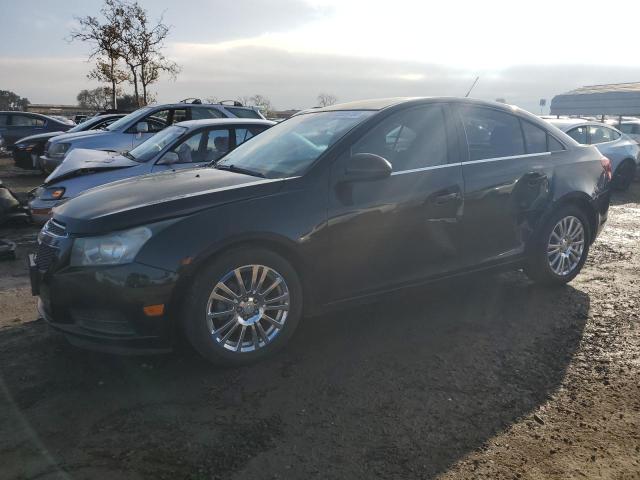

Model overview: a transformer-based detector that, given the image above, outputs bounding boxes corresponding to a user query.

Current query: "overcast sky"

[2,0,640,113]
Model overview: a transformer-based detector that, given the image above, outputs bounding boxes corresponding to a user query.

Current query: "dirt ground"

[0,156,638,480]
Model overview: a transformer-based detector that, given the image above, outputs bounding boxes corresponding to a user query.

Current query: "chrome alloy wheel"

[206,265,290,353]
[547,215,585,276]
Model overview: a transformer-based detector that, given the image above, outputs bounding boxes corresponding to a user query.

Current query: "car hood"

[16,131,65,144]
[53,168,286,234]
[47,129,113,145]
[45,148,139,184]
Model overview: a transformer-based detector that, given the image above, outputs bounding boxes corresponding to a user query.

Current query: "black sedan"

[12,114,124,170]
[0,112,74,165]
[30,97,611,365]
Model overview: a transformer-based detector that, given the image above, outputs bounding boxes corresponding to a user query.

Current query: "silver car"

[40,101,264,173]
[29,118,274,223]
[545,118,639,190]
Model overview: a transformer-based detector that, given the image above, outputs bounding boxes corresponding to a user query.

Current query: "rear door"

[454,105,565,267]
[327,103,465,300]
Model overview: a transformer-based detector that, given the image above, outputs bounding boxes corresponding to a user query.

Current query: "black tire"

[612,160,636,191]
[182,247,303,366]
[525,204,591,286]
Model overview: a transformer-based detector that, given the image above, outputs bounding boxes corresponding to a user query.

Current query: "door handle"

[433,191,461,205]
[526,172,547,186]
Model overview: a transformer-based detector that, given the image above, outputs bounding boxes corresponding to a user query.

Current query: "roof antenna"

[465,76,480,98]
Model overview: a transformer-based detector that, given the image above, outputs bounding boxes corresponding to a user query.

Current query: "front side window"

[567,126,587,144]
[460,107,525,160]
[588,126,617,144]
[145,109,171,132]
[127,125,187,162]
[191,107,225,120]
[216,110,374,178]
[171,131,206,163]
[352,105,448,171]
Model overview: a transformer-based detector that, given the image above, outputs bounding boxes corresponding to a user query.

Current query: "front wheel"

[525,205,591,285]
[183,247,303,366]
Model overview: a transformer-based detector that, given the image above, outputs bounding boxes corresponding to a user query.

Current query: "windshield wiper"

[215,164,266,178]
[123,151,136,160]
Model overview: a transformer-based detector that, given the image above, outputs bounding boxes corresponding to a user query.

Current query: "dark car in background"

[12,114,125,171]
[30,97,611,366]
[0,111,74,158]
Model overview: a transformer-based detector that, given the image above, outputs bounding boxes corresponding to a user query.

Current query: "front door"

[327,104,464,301]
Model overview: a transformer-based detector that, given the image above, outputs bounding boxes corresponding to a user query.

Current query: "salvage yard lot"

[0,156,638,479]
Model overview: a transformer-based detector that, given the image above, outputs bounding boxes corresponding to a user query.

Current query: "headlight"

[48,142,71,158]
[70,226,153,266]
[37,186,65,200]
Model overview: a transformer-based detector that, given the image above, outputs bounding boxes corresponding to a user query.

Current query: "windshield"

[128,125,187,162]
[106,106,153,132]
[216,110,374,178]
[68,116,104,133]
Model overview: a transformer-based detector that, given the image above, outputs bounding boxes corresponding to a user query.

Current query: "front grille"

[35,242,57,270]
[35,219,67,271]
[45,219,66,237]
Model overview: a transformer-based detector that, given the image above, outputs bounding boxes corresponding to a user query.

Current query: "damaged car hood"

[45,148,139,184]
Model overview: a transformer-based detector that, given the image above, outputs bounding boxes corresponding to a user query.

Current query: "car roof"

[147,103,258,111]
[174,118,275,129]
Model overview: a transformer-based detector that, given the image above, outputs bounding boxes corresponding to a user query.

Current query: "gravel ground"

[0,155,638,480]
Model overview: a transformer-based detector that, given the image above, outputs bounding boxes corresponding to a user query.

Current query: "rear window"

[225,107,262,119]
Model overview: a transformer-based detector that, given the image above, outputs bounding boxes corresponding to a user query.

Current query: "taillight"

[600,156,612,181]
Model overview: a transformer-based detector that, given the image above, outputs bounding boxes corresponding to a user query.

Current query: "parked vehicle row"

[0,112,75,162]
[14,114,125,171]
[29,97,612,366]
[544,118,640,190]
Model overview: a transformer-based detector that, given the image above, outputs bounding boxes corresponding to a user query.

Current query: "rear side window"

[226,107,262,119]
[589,126,618,144]
[235,126,268,145]
[460,107,525,160]
[0,114,7,126]
[191,107,224,120]
[521,121,547,154]
[352,105,449,171]
[547,136,565,151]
[12,115,45,127]
[172,109,188,123]
[567,126,587,144]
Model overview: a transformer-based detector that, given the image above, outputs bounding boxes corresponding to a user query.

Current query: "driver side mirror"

[135,121,149,134]
[344,153,392,181]
[157,151,179,165]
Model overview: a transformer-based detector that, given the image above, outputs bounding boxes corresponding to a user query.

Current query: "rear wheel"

[612,160,636,191]
[183,247,303,366]
[525,205,590,285]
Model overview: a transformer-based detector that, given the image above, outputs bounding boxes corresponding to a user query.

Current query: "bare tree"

[317,93,337,107]
[249,94,273,116]
[205,96,220,104]
[123,1,180,105]
[69,0,129,109]
[236,96,251,106]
